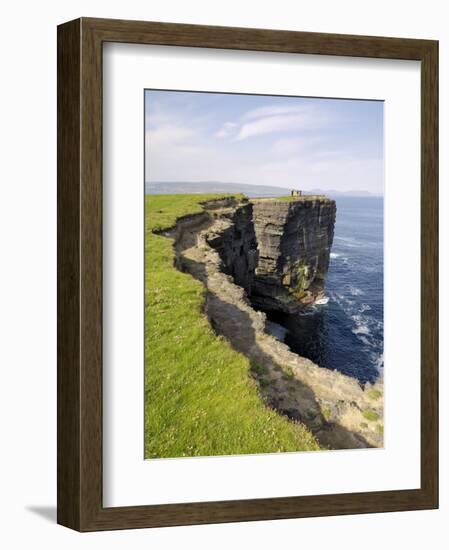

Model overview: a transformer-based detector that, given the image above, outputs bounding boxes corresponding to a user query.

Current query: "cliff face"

[251,198,336,312]
[205,202,259,294]
[206,197,336,313]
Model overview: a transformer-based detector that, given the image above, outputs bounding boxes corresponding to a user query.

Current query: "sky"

[145,90,384,195]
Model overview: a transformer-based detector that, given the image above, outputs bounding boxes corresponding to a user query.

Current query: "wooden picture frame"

[57,17,438,531]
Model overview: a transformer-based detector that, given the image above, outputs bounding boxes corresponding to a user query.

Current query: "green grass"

[275,196,302,202]
[147,193,241,232]
[251,364,268,377]
[367,389,383,401]
[275,195,327,202]
[362,410,380,422]
[282,365,295,380]
[321,405,331,422]
[145,194,320,458]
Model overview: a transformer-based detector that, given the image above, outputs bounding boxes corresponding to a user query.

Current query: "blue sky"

[145,90,384,195]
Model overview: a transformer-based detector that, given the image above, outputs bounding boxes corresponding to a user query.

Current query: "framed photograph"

[57,17,438,531]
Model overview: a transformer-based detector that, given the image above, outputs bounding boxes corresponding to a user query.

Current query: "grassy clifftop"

[145,194,320,458]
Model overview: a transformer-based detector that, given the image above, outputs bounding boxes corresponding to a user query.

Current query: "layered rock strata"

[251,198,336,312]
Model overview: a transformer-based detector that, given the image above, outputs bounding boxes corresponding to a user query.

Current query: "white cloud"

[145,123,234,183]
[214,121,238,138]
[242,104,307,120]
[147,125,194,146]
[235,113,312,140]
[213,103,331,142]
[250,154,383,193]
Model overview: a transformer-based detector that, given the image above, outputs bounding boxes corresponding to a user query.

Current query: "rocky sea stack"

[251,197,336,312]
[205,195,336,313]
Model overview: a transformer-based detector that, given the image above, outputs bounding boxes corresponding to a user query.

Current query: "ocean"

[267,196,384,384]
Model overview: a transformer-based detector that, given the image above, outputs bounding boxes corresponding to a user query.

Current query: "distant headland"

[145,181,382,199]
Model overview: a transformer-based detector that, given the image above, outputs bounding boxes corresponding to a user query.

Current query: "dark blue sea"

[267,197,384,384]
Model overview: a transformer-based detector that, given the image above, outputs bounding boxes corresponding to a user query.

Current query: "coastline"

[170,197,384,450]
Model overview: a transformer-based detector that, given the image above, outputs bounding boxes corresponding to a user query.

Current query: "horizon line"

[145,180,384,197]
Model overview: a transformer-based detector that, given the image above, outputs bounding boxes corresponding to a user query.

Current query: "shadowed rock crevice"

[168,198,383,450]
